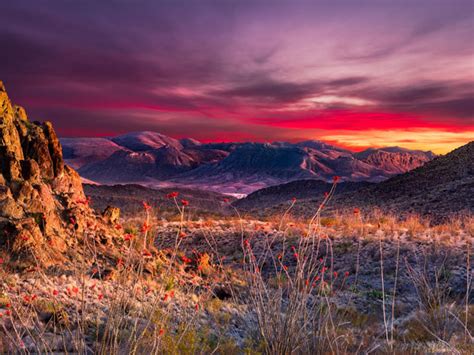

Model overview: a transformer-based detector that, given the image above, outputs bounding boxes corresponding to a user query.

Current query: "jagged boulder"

[0,81,120,267]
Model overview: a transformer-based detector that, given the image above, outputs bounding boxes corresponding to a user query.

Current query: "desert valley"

[0,82,472,354]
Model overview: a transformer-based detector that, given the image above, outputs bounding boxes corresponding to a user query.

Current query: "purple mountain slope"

[60,131,435,194]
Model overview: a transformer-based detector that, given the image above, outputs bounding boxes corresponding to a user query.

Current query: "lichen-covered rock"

[21,124,55,180]
[21,159,41,183]
[0,196,24,219]
[0,83,24,162]
[0,81,120,267]
[43,121,64,177]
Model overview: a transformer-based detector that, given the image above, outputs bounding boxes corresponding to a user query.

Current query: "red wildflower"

[141,223,150,233]
[195,303,199,311]
[353,208,360,215]
[23,295,30,303]
[0,257,3,264]
[124,233,134,241]
[115,224,122,230]
[344,271,350,277]
[293,253,299,259]
[91,267,98,275]
[98,294,104,301]
[324,192,329,198]
[292,197,297,203]
[179,231,186,238]
[181,255,192,264]
[333,271,338,278]
[333,176,340,183]
[117,258,124,267]
[52,290,59,296]
[143,249,152,257]
[72,287,79,295]
[166,191,179,199]
[283,265,288,271]
[223,198,230,203]
[5,310,11,316]
[181,199,189,206]
[159,328,165,336]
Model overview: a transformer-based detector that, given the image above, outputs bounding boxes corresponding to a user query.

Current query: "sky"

[1,0,473,153]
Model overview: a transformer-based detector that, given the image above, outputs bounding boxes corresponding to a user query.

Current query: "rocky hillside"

[345,141,474,217]
[234,180,372,211]
[235,141,473,220]
[0,82,119,267]
[62,133,434,194]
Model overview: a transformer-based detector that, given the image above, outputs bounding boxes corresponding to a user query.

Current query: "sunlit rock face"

[0,81,118,267]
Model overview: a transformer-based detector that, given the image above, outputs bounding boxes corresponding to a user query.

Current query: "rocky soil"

[0,218,472,353]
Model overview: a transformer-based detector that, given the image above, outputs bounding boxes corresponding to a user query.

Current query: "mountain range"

[235,141,474,219]
[61,131,435,194]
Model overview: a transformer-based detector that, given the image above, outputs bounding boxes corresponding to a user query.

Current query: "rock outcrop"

[0,81,118,267]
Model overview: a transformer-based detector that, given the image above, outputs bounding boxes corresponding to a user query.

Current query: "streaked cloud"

[0,0,472,153]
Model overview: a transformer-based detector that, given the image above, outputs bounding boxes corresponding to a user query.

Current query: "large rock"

[0,81,120,267]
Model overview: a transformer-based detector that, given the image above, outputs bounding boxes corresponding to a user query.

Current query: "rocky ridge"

[0,82,118,267]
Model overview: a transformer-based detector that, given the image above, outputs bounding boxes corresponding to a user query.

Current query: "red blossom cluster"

[124,233,134,241]
[142,201,152,210]
[181,255,192,264]
[166,191,179,199]
[141,222,150,233]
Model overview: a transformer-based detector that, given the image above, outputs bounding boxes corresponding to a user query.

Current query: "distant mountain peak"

[111,131,183,151]
[62,130,440,194]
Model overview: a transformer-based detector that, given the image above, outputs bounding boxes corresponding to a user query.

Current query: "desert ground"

[1,193,472,354]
